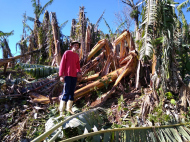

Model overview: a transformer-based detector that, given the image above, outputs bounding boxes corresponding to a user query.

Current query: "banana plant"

[28,0,54,46]
[0,31,14,59]
[138,0,185,91]
[136,0,190,122]
[28,0,54,25]
[19,1,68,66]
[21,0,54,64]
[0,30,14,73]
[139,0,157,59]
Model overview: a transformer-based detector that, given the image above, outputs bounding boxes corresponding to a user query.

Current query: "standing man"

[59,41,81,115]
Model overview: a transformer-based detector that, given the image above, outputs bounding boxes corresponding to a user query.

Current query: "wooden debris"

[74,30,138,108]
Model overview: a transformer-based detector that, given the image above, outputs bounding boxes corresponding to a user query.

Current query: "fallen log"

[0,48,41,67]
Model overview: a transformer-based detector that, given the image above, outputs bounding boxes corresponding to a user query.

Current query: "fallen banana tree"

[75,52,138,103]
[0,48,42,72]
[73,30,138,107]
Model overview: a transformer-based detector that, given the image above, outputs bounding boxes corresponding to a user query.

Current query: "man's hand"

[60,76,64,82]
[77,72,82,82]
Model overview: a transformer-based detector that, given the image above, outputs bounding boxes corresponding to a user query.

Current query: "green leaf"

[0,30,14,38]
[171,99,176,105]
[165,92,173,99]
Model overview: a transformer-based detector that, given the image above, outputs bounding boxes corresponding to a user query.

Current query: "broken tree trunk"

[85,25,91,53]
[51,12,61,66]
[113,30,135,55]
[90,52,138,107]
[74,51,138,100]
[81,52,104,76]
[179,84,189,118]
[87,39,110,62]
[120,39,126,59]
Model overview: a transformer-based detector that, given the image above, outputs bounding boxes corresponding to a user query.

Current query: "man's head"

[70,41,81,51]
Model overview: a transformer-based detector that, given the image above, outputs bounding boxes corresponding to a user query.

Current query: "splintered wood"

[74,30,138,107]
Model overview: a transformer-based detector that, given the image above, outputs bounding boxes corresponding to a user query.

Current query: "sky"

[0,0,189,59]
[0,0,125,58]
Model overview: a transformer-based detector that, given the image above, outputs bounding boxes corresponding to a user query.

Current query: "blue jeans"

[61,76,77,101]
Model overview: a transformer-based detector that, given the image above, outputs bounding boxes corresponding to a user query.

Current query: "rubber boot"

[59,100,66,116]
[66,100,75,114]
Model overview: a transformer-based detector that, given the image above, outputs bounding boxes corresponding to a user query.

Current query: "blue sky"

[0,0,189,59]
[0,0,124,58]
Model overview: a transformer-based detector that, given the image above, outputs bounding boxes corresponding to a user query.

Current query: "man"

[59,41,81,115]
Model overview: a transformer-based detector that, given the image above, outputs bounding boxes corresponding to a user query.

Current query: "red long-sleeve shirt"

[59,50,81,77]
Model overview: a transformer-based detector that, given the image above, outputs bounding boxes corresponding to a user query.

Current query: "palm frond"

[187,6,190,11]
[140,0,157,59]
[95,10,105,29]
[0,30,14,38]
[103,18,113,35]
[59,20,68,31]
[31,0,39,17]
[23,22,33,33]
[177,0,190,27]
[39,0,54,17]
[177,10,188,26]
[60,123,190,142]
[177,0,190,11]
[136,0,145,7]
[115,20,128,33]
[26,16,35,22]
[122,0,133,7]
[31,0,37,9]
